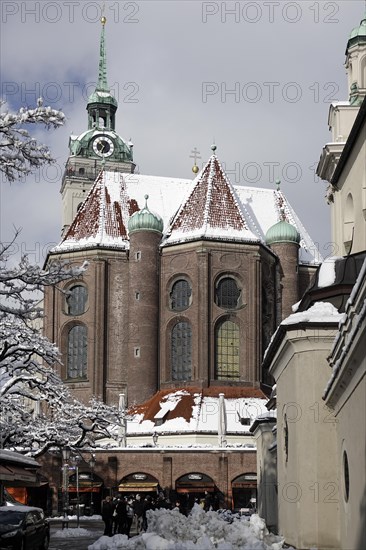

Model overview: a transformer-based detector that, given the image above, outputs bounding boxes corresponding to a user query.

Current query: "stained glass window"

[170,280,192,311]
[216,278,240,309]
[67,325,87,379]
[66,285,88,316]
[215,320,240,380]
[171,321,192,381]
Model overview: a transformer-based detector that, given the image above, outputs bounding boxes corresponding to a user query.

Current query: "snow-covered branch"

[0,233,123,456]
[0,98,65,183]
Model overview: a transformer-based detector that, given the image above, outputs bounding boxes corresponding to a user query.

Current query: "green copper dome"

[87,90,118,109]
[128,195,164,235]
[265,220,300,246]
[348,15,366,43]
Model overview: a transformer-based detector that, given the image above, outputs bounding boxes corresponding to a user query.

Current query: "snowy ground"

[87,506,292,550]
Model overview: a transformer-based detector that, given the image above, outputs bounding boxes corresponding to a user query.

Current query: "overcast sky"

[1,0,364,265]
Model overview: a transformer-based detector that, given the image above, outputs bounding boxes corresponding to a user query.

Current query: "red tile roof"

[61,171,139,249]
[128,387,268,423]
[164,155,256,245]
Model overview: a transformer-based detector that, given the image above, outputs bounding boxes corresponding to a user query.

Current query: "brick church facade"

[41,18,320,511]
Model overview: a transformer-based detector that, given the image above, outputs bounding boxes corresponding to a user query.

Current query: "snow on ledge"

[282,302,345,326]
[317,256,342,288]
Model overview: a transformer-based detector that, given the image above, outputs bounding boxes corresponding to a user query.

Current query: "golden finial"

[190,147,201,174]
[101,15,107,25]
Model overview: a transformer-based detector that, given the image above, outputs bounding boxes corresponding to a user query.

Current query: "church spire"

[97,16,109,92]
[87,16,118,131]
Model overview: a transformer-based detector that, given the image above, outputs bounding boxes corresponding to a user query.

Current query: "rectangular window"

[134,347,141,358]
[135,251,141,261]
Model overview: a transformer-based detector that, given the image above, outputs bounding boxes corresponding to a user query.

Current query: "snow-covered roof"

[317,256,343,288]
[54,171,138,252]
[0,449,39,468]
[53,155,321,264]
[163,155,258,246]
[263,301,345,365]
[281,301,345,325]
[127,388,269,436]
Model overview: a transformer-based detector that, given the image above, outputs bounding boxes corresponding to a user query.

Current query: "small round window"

[343,450,349,502]
[170,279,192,312]
[215,277,241,309]
[66,285,88,316]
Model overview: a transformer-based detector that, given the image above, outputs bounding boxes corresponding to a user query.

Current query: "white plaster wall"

[335,377,366,550]
[252,421,278,532]
[270,329,340,549]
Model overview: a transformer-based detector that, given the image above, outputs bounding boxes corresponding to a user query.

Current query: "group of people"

[101,492,219,537]
[101,493,169,537]
[101,495,134,537]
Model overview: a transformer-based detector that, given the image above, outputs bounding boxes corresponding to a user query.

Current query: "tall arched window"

[67,325,87,379]
[170,279,192,311]
[171,321,192,381]
[215,320,239,380]
[215,277,241,309]
[66,285,88,316]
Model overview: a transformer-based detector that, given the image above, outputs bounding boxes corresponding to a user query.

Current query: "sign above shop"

[133,473,147,480]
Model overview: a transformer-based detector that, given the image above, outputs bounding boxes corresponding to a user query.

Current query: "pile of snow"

[53,527,95,538]
[281,301,344,325]
[88,505,291,549]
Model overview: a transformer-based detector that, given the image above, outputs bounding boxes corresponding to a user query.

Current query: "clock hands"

[93,136,114,157]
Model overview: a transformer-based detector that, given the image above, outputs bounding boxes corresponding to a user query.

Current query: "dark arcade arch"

[175,473,222,512]
[118,472,159,495]
[231,473,257,513]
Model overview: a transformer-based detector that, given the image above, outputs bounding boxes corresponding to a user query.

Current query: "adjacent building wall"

[250,417,278,533]
[325,260,366,550]
[268,326,340,549]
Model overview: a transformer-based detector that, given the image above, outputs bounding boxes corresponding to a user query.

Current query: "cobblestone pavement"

[49,519,138,550]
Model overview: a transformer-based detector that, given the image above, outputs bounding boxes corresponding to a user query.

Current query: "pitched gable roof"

[163,155,259,246]
[56,170,138,251]
[51,167,322,264]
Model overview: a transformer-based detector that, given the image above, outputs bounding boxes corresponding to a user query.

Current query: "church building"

[41,17,321,511]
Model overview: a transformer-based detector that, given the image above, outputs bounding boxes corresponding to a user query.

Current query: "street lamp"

[61,446,70,527]
[89,454,96,516]
[70,455,81,527]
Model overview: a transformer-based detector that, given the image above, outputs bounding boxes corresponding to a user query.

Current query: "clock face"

[93,136,115,157]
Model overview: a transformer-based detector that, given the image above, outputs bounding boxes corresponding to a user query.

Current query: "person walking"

[133,494,144,533]
[141,496,154,532]
[114,496,128,534]
[101,495,114,536]
[125,498,134,537]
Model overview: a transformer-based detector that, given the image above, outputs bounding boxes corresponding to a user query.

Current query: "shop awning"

[118,482,158,492]
[69,481,102,493]
[176,483,215,493]
[0,464,15,481]
[0,464,38,485]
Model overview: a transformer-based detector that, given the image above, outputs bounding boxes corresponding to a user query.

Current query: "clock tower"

[60,16,135,236]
